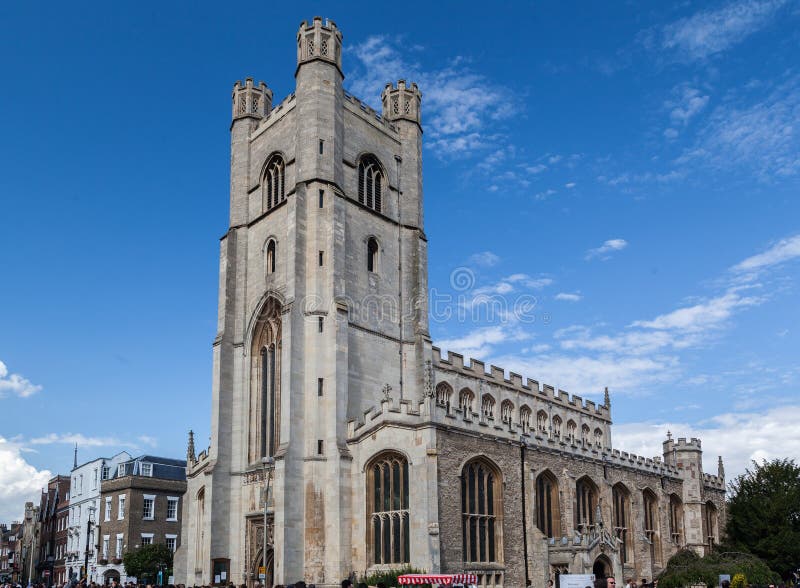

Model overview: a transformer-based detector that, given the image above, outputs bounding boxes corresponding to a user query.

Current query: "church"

[173,17,727,588]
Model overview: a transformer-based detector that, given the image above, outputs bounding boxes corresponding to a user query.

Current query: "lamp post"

[260,456,274,587]
[83,506,95,583]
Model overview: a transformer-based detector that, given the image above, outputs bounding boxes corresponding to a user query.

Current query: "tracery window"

[500,400,514,425]
[358,155,383,212]
[644,489,661,565]
[367,453,410,565]
[519,406,532,433]
[461,459,502,564]
[537,410,548,433]
[250,298,282,463]
[536,471,561,539]
[262,154,285,211]
[566,420,577,443]
[574,476,598,532]
[669,494,684,545]
[435,382,453,409]
[367,237,379,272]
[704,501,718,551]
[612,483,632,565]
[459,388,475,414]
[481,394,495,420]
[581,424,591,446]
[594,428,603,449]
[552,415,562,439]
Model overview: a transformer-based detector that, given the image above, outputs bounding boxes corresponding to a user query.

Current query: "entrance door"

[593,556,612,580]
[251,549,274,588]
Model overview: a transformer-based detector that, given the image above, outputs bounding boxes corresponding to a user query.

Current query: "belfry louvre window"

[358,155,383,212]
[367,453,409,565]
[263,154,285,211]
[461,459,501,563]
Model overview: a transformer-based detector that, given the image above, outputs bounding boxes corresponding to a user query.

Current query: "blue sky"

[1,1,799,520]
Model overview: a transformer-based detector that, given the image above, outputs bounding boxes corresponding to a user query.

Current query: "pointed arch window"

[552,415,563,439]
[358,155,383,212]
[644,489,661,565]
[435,382,453,409]
[266,240,276,274]
[575,476,598,533]
[367,452,409,565]
[519,406,532,433]
[250,299,282,463]
[669,494,684,545]
[536,471,561,539]
[613,483,632,565]
[367,237,379,272]
[594,427,603,449]
[461,459,502,564]
[500,400,514,425]
[566,420,577,443]
[481,394,495,420]
[581,424,591,446]
[263,154,286,211]
[537,410,549,434]
[459,388,475,414]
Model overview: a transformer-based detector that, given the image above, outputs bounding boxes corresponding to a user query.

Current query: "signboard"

[560,574,596,588]
[43,571,50,577]
[214,575,221,584]
[221,571,227,581]
[258,566,266,580]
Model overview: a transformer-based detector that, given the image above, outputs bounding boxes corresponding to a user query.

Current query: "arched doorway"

[251,548,274,588]
[593,555,612,579]
[103,570,120,585]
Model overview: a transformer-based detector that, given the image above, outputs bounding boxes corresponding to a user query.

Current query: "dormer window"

[358,155,383,212]
[140,463,152,477]
[117,464,127,477]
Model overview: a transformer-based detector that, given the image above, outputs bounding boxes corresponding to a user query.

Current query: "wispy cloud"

[0,361,42,399]
[660,0,788,62]
[469,251,501,267]
[348,36,516,157]
[585,238,628,261]
[731,233,800,274]
[28,432,156,450]
[555,292,583,302]
[664,84,710,138]
[437,325,532,361]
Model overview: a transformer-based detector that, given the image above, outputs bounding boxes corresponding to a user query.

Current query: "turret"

[718,455,725,480]
[381,79,422,127]
[187,430,196,465]
[296,16,343,74]
[231,77,272,121]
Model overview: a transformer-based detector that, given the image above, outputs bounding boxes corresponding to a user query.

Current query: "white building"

[66,450,130,582]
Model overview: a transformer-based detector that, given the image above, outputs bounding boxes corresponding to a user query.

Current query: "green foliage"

[359,566,426,587]
[725,458,800,579]
[730,573,747,588]
[121,543,173,581]
[657,549,778,588]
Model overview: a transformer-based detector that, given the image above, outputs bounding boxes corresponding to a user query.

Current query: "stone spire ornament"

[423,360,434,398]
[382,383,393,402]
[718,455,725,479]
[604,386,611,409]
[73,443,78,469]
[187,430,196,464]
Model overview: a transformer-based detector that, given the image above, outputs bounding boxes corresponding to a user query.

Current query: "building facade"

[173,17,727,588]
[37,475,71,586]
[67,451,131,583]
[95,455,187,585]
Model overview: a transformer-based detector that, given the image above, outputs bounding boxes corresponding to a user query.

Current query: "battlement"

[703,472,726,491]
[432,346,610,420]
[675,437,702,450]
[232,77,272,121]
[343,91,399,133]
[381,79,422,125]
[297,16,342,71]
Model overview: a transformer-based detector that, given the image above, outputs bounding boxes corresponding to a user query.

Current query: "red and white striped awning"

[398,574,478,585]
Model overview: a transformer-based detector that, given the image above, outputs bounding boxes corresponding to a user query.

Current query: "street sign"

[258,567,266,580]
[43,571,50,577]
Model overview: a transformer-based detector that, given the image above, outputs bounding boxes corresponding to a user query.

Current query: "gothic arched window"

[367,237,379,272]
[581,424,591,446]
[481,394,495,420]
[704,501,718,550]
[435,382,452,409]
[669,494,684,545]
[566,420,577,443]
[250,298,282,463]
[459,388,475,414]
[263,154,285,211]
[594,427,603,448]
[613,483,632,565]
[519,406,532,433]
[461,458,502,564]
[575,476,598,532]
[367,452,409,566]
[552,415,563,439]
[358,155,383,212]
[500,400,514,425]
[644,489,661,565]
[536,471,561,539]
[265,239,276,275]
[537,410,549,433]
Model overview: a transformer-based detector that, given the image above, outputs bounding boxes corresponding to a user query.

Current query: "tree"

[657,549,778,588]
[725,458,800,580]
[122,544,173,582]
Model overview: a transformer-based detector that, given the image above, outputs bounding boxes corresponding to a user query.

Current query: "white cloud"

[0,361,42,399]
[348,36,515,158]
[526,164,547,174]
[28,433,154,450]
[613,405,800,482]
[731,234,800,273]
[630,288,763,331]
[437,325,531,362]
[585,238,628,260]
[565,182,576,189]
[469,251,501,267]
[555,292,583,302]
[0,437,51,522]
[661,0,788,61]
[668,85,710,127]
[534,189,557,200]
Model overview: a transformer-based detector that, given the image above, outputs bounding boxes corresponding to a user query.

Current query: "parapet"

[297,16,343,72]
[232,78,272,121]
[381,80,422,126]
[674,437,702,451]
[431,346,611,420]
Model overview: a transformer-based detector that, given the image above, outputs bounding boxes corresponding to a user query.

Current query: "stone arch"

[435,381,453,409]
[643,487,662,565]
[249,297,282,464]
[612,482,633,566]
[535,469,561,538]
[500,399,514,424]
[481,393,496,419]
[519,405,532,433]
[593,554,613,579]
[669,493,684,545]
[536,409,549,433]
[461,457,503,565]
[357,153,385,212]
[366,451,410,566]
[260,152,286,211]
[574,475,599,532]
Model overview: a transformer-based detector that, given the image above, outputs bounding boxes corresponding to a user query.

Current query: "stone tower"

[175,16,429,587]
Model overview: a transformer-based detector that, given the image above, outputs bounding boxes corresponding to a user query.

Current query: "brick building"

[95,455,186,584]
[37,475,70,586]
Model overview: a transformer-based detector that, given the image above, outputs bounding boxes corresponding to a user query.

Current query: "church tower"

[175,17,430,587]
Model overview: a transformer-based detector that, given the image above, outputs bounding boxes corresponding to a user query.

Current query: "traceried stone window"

[704,501,718,550]
[481,394,495,420]
[537,410,548,433]
[263,154,286,211]
[536,471,561,539]
[459,388,475,414]
[669,494,684,545]
[581,424,591,446]
[644,489,661,565]
[250,298,282,463]
[613,483,632,565]
[358,155,383,212]
[461,459,502,564]
[367,452,410,566]
[321,35,329,56]
[519,406,532,433]
[594,427,603,448]
[552,415,562,439]
[500,400,513,425]
[574,476,598,532]
[566,420,577,443]
[435,382,452,409]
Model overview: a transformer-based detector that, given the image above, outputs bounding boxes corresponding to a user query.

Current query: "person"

[607,578,617,588]
[340,581,352,588]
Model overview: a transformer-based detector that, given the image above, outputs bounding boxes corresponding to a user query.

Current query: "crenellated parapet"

[381,80,422,126]
[343,91,399,133]
[297,16,342,72]
[232,77,272,121]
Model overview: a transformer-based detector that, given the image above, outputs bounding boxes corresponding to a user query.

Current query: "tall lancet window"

[263,154,285,212]
[358,155,383,212]
[250,298,282,463]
